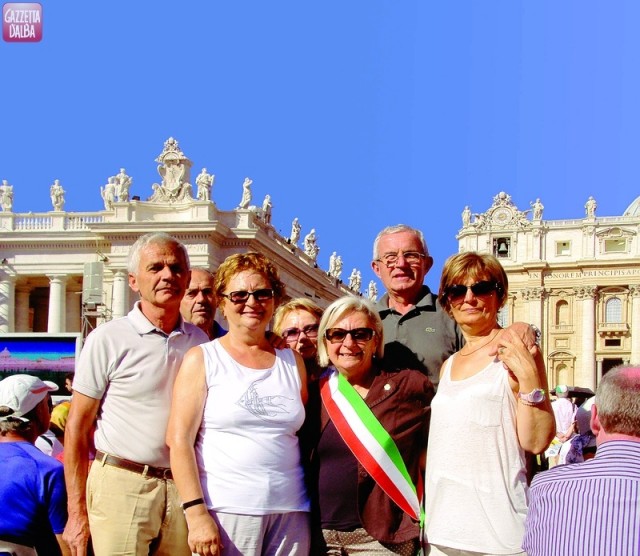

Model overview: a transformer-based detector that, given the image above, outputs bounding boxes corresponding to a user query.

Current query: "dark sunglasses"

[220,289,274,303]
[282,324,319,341]
[444,281,498,301]
[325,327,375,343]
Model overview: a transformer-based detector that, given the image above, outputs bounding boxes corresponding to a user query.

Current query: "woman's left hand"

[495,329,541,391]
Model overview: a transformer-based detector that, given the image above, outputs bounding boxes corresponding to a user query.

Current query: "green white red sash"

[320,368,424,526]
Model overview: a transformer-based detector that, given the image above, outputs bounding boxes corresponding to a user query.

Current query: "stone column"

[112,270,129,319]
[47,275,67,333]
[15,285,31,332]
[523,287,545,326]
[576,286,597,390]
[596,358,603,385]
[0,275,16,333]
[66,290,81,332]
[630,285,640,365]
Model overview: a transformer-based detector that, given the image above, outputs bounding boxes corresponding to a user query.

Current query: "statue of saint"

[115,168,132,202]
[0,180,14,212]
[304,228,319,262]
[462,206,472,227]
[290,217,301,245]
[238,177,252,209]
[196,168,214,201]
[348,268,361,292]
[329,251,339,277]
[531,198,544,220]
[261,194,273,224]
[101,177,116,210]
[50,179,65,211]
[367,280,378,301]
[585,196,597,218]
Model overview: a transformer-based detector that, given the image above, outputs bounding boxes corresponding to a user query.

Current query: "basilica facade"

[458,192,640,390]
[0,138,351,338]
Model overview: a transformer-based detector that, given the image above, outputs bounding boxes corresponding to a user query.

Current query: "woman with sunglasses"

[423,252,554,556]
[273,298,324,382]
[167,253,310,556]
[305,296,434,555]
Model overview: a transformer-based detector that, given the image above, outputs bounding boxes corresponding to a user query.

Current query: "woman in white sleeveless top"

[423,252,555,556]
[167,253,310,556]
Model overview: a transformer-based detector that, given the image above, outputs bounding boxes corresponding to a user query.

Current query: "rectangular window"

[604,339,621,347]
[493,237,511,259]
[604,239,626,253]
[555,241,571,256]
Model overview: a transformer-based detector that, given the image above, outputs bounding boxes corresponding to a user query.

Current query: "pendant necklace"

[459,329,500,357]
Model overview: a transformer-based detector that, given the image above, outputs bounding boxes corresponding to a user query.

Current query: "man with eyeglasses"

[372,224,533,388]
[180,267,227,340]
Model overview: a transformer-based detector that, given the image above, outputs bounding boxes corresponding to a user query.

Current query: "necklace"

[459,329,500,357]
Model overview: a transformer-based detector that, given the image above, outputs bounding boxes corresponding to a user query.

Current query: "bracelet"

[181,497,205,510]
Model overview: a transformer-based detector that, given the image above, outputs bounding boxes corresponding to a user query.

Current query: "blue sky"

[2,1,638,292]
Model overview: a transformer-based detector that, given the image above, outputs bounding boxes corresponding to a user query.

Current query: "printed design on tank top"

[237,372,294,422]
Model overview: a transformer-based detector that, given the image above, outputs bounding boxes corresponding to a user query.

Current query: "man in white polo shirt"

[64,233,208,556]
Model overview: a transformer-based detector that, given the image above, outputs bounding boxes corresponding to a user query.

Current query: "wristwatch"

[518,388,546,405]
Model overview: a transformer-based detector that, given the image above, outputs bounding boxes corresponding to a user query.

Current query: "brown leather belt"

[95,450,173,480]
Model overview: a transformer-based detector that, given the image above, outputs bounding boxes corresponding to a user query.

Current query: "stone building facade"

[0,138,351,337]
[458,192,640,391]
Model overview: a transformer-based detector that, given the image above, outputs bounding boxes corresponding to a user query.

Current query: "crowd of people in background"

[0,227,638,556]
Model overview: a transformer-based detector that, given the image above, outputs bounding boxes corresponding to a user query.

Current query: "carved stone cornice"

[628,284,640,298]
[522,287,546,301]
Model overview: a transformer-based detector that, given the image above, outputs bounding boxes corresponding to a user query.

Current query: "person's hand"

[63,512,91,556]
[489,322,538,357]
[265,330,287,350]
[186,511,223,556]
[495,329,540,389]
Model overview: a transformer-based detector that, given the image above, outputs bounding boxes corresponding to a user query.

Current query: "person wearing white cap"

[0,374,69,556]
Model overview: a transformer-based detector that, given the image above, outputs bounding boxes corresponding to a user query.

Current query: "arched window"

[556,363,571,386]
[605,297,622,323]
[555,300,569,325]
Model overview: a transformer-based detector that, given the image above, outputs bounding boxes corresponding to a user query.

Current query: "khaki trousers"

[87,460,190,556]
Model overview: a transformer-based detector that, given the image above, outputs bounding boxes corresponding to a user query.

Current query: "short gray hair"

[596,366,640,436]
[372,224,428,261]
[127,233,190,274]
[317,296,384,367]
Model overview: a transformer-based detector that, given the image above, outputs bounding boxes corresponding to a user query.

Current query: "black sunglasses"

[220,289,274,303]
[444,281,498,301]
[282,324,319,341]
[325,327,375,343]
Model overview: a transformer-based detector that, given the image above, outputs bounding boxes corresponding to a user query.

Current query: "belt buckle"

[160,467,172,480]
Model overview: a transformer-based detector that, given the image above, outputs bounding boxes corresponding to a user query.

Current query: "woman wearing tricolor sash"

[304,296,434,555]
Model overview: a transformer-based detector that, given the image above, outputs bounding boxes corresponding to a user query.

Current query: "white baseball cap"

[0,375,58,421]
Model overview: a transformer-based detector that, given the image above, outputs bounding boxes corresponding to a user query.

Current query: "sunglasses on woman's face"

[220,288,274,303]
[282,324,319,341]
[325,327,375,343]
[444,281,497,303]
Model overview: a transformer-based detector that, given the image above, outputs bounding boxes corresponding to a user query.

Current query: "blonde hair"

[273,298,324,335]
[317,296,384,367]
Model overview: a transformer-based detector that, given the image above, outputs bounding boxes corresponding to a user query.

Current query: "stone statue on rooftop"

[238,177,253,209]
[304,228,319,262]
[0,180,14,212]
[115,168,132,202]
[368,280,378,302]
[329,251,341,278]
[290,217,301,245]
[462,205,471,228]
[585,196,597,218]
[50,179,65,211]
[348,268,361,293]
[531,198,544,220]
[196,168,214,201]
[261,194,273,224]
[101,177,116,210]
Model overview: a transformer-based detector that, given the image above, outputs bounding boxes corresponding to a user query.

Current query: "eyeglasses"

[376,251,426,268]
[444,281,498,302]
[325,327,375,343]
[282,324,319,341]
[220,289,274,303]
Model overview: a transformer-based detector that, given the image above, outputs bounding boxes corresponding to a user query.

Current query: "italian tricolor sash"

[320,368,424,526]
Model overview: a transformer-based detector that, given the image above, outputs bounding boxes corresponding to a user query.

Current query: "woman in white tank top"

[423,252,555,556]
[167,253,310,556]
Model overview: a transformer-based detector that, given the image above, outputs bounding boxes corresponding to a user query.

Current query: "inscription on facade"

[532,269,640,279]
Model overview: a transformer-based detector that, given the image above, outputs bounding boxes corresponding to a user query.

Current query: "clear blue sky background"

[2,1,638,293]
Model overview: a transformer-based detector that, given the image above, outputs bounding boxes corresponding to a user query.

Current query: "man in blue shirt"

[0,374,68,555]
